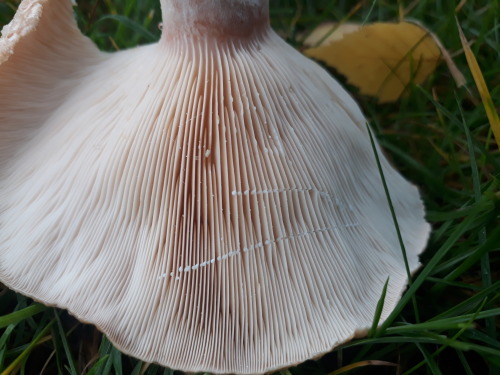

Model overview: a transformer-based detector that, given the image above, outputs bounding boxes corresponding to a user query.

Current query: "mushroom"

[0,0,430,374]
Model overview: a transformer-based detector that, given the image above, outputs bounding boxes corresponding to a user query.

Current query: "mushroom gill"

[0,0,430,373]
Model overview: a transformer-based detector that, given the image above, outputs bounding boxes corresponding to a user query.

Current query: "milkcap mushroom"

[0,0,430,373]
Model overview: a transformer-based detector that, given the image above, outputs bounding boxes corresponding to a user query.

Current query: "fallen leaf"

[305,21,442,102]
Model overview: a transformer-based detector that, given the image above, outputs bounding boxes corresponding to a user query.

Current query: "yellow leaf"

[457,20,500,149]
[305,22,442,102]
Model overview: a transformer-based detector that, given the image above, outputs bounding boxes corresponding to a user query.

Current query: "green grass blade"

[0,325,15,368]
[442,226,500,283]
[95,336,116,375]
[457,18,500,148]
[0,320,54,375]
[457,351,475,375]
[111,346,123,375]
[378,200,489,333]
[402,299,489,375]
[415,343,443,375]
[130,362,144,375]
[369,277,389,337]
[425,277,482,291]
[385,308,500,333]
[457,90,497,347]
[366,124,419,324]
[86,355,110,375]
[461,330,500,350]
[53,311,78,375]
[0,304,47,329]
[430,282,500,320]
[419,332,500,357]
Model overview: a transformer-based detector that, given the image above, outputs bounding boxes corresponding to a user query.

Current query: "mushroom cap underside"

[0,1,430,374]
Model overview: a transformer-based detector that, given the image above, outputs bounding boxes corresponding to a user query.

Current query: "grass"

[0,0,499,374]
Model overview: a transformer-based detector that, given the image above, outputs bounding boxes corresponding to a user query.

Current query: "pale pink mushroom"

[0,0,430,373]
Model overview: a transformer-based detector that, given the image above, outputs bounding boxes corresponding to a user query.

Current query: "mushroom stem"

[160,0,270,40]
